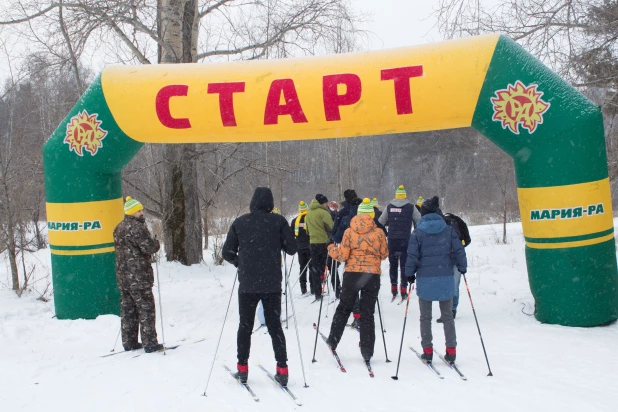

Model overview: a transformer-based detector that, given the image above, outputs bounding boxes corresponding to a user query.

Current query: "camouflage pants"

[120,287,158,349]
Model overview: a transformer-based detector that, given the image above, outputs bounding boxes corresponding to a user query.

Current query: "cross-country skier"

[222,187,298,386]
[405,196,467,363]
[305,194,334,300]
[378,185,420,301]
[113,196,164,353]
[291,201,311,295]
[326,198,389,362]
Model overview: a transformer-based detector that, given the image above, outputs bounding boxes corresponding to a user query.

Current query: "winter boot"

[123,342,143,351]
[234,363,249,383]
[400,286,408,300]
[144,343,164,353]
[274,365,289,387]
[421,347,433,363]
[444,347,456,363]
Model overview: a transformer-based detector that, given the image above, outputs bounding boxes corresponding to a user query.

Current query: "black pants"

[328,272,381,360]
[388,238,409,291]
[310,243,328,297]
[237,292,287,367]
[326,255,342,298]
[298,248,311,294]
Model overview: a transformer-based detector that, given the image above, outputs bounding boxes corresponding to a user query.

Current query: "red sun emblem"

[64,110,108,156]
[491,81,550,135]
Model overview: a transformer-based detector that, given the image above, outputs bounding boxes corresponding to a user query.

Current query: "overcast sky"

[354,0,441,50]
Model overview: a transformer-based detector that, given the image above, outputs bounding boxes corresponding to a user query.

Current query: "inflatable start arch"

[43,34,618,326]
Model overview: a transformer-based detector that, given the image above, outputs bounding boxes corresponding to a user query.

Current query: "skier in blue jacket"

[405,196,467,363]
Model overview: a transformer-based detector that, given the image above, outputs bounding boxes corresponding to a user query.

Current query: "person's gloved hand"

[459,269,466,275]
[407,274,416,284]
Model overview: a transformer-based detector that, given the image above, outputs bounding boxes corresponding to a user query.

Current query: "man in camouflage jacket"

[113,196,163,353]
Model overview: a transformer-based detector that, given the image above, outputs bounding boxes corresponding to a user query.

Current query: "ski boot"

[400,286,408,301]
[234,363,249,384]
[391,285,398,301]
[144,343,164,353]
[274,365,289,387]
[444,347,456,363]
[421,347,433,363]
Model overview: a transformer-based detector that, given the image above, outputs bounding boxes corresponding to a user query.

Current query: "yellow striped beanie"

[124,196,143,215]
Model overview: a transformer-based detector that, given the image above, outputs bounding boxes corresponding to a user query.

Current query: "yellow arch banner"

[102,34,499,143]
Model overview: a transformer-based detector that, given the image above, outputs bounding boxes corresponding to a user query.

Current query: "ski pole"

[286,258,309,388]
[377,299,391,362]
[154,252,166,355]
[391,283,414,380]
[203,270,238,396]
[284,254,289,329]
[379,289,386,332]
[325,258,336,318]
[284,255,295,329]
[290,258,311,292]
[110,327,121,352]
[311,268,330,363]
[463,272,493,376]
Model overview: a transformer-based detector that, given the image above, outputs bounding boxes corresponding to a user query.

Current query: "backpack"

[443,213,471,247]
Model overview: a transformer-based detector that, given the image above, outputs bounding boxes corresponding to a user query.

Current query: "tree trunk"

[203,206,209,250]
[0,155,19,293]
[502,181,508,244]
[32,199,46,249]
[7,224,19,293]
[160,0,202,264]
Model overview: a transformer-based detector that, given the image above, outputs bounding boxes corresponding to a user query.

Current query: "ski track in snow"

[1,221,618,411]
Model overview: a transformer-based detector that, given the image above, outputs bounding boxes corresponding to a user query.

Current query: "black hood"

[344,189,357,203]
[250,187,274,213]
[348,198,362,217]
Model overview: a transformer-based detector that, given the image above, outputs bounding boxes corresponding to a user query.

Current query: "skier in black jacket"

[291,200,311,295]
[222,187,298,387]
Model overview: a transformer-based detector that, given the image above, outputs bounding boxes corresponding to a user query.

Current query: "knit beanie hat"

[416,196,424,207]
[395,185,407,199]
[371,197,379,208]
[343,189,357,203]
[420,196,440,216]
[315,194,328,204]
[124,196,143,215]
[357,198,375,218]
[299,200,308,212]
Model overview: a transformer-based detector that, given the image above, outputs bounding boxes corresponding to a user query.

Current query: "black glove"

[407,274,416,284]
[459,269,466,275]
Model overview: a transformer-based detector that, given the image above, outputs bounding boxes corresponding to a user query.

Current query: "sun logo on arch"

[64,110,108,156]
[491,81,550,135]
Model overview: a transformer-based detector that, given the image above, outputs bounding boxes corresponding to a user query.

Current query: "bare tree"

[0,0,365,265]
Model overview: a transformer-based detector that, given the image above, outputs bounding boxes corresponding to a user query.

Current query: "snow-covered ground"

[1,221,617,412]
